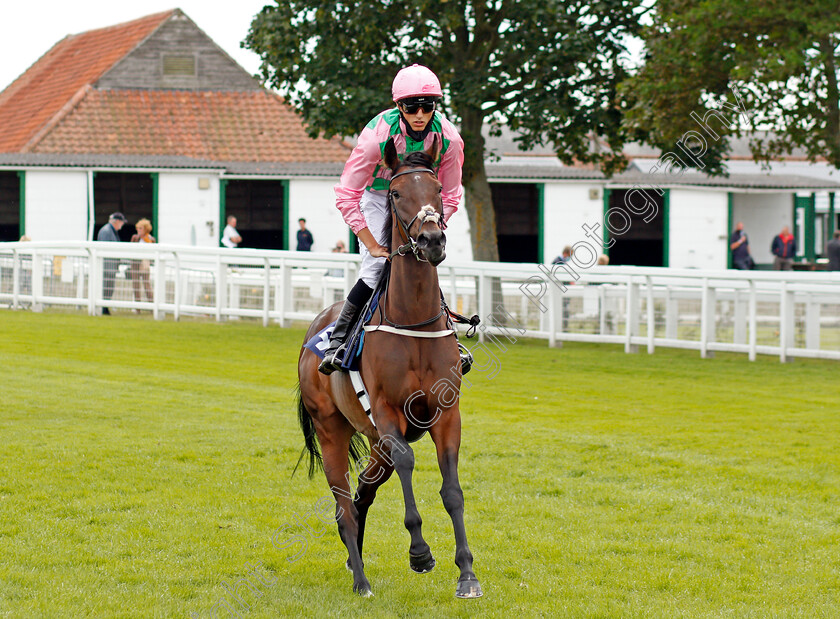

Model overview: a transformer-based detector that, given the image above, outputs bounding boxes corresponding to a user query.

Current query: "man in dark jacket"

[296,218,314,251]
[97,212,126,314]
[771,226,796,270]
[827,231,840,271]
[730,221,753,269]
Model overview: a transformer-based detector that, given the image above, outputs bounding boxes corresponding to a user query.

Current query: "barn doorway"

[223,180,286,249]
[606,188,667,267]
[0,172,21,242]
[93,172,156,241]
[491,182,540,263]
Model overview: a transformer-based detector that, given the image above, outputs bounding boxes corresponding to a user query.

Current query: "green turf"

[0,311,838,618]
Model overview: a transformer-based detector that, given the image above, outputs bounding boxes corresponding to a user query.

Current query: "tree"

[621,0,840,174]
[245,0,643,261]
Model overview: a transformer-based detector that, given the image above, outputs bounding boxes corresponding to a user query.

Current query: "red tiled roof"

[31,89,351,163]
[0,11,174,153]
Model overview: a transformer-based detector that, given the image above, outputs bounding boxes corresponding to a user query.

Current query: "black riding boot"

[318,299,363,375]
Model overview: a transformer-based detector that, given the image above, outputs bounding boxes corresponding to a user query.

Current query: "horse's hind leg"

[352,439,395,565]
[317,416,373,596]
[377,420,436,574]
[429,411,482,598]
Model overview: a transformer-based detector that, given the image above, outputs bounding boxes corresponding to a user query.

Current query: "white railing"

[2,241,840,362]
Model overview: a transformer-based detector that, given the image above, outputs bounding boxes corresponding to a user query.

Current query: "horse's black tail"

[294,383,323,478]
[293,382,370,479]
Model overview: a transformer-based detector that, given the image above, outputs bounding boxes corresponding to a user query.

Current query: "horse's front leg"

[429,409,482,598]
[377,418,436,573]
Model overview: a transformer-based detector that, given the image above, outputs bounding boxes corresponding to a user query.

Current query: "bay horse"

[296,136,482,598]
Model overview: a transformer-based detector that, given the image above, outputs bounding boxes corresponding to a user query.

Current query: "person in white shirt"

[221,215,242,248]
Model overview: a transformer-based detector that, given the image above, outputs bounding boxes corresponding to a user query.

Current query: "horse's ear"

[426,134,440,164]
[384,138,400,172]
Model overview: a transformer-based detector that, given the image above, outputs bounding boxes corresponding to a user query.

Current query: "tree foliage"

[621,0,840,174]
[245,0,643,261]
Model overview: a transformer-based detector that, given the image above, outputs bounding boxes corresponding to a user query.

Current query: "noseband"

[387,167,443,261]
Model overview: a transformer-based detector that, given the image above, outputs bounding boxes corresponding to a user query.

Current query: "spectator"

[130,218,156,308]
[222,215,242,248]
[97,212,126,315]
[730,221,754,269]
[328,240,349,277]
[296,218,314,251]
[827,230,840,271]
[552,245,573,265]
[771,225,796,270]
[597,254,609,265]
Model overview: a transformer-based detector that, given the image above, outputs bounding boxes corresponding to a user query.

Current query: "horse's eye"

[438,186,442,193]
[392,191,400,200]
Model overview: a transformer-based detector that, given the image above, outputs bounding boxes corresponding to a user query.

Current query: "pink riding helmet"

[392,64,443,102]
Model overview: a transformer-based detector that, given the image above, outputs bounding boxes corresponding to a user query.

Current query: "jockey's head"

[392,64,442,134]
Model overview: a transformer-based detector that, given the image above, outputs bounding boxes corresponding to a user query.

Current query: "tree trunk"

[458,106,499,262]
[819,36,840,167]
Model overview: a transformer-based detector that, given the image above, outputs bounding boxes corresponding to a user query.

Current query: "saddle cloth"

[302,286,383,372]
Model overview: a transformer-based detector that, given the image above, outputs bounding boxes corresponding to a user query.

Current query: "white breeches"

[358,190,390,288]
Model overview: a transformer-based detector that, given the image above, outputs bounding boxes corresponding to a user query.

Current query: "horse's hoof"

[353,581,373,597]
[455,576,482,599]
[409,550,436,573]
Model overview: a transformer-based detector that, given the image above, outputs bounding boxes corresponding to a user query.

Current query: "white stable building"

[1,10,838,270]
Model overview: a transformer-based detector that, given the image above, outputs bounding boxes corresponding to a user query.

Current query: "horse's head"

[384,136,446,267]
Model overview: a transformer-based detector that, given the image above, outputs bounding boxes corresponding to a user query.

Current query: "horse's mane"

[383,151,436,247]
[400,150,435,171]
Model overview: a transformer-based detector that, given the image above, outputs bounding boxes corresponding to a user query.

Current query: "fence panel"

[2,241,839,362]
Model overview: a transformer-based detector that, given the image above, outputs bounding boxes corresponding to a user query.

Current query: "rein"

[375,261,447,332]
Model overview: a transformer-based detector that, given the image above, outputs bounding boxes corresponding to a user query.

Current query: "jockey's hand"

[357,228,390,258]
[368,244,391,258]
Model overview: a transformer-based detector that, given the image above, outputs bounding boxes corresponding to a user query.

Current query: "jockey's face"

[399,102,434,133]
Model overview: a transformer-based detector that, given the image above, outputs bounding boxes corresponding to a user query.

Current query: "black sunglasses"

[400,100,436,114]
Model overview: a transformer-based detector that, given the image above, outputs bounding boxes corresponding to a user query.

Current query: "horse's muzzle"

[417,230,446,266]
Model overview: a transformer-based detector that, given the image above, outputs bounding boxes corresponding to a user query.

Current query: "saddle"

[304,263,479,376]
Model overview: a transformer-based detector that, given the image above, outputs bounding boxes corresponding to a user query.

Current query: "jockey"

[319,64,465,375]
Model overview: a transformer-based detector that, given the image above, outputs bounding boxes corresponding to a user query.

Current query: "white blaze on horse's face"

[418,205,441,225]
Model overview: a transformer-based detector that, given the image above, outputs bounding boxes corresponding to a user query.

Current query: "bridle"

[387,167,443,262]
[371,165,448,331]
[368,164,480,335]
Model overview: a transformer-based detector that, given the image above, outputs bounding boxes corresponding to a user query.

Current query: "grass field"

[1,311,838,618]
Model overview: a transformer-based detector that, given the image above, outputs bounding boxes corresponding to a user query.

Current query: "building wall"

[543,183,605,264]
[13,167,808,271]
[668,189,728,269]
[99,13,260,92]
[157,173,219,246]
[24,170,89,241]
[732,193,791,265]
[285,179,473,260]
[287,179,347,253]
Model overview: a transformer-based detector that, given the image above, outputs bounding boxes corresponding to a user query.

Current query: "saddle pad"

[303,323,335,359]
[302,312,369,373]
